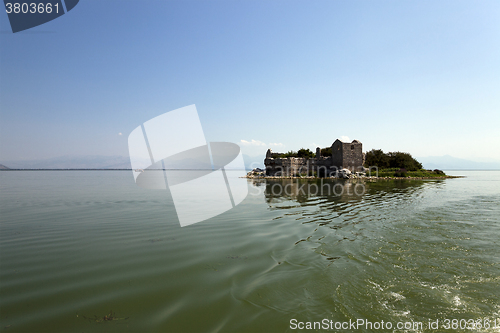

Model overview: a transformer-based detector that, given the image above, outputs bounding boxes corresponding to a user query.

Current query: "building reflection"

[248,177,447,268]
[250,178,443,208]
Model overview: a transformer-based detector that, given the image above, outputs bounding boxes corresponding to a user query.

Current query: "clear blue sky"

[1,0,499,162]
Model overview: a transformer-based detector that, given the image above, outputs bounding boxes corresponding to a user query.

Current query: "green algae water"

[0,171,499,332]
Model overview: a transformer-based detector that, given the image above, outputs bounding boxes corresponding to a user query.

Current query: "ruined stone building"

[264,139,365,176]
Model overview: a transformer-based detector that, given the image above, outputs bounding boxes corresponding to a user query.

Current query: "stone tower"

[331,139,363,171]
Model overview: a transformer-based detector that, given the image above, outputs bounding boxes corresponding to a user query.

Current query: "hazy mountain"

[1,153,267,170]
[416,155,500,170]
[243,154,265,170]
[2,156,131,169]
[0,164,10,170]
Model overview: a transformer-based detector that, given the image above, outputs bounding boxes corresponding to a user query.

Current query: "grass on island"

[368,168,447,178]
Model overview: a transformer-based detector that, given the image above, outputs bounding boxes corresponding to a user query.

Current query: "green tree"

[320,147,332,157]
[281,150,297,158]
[387,152,422,171]
[279,148,315,159]
[364,149,389,168]
[364,149,422,171]
[297,148,315,159]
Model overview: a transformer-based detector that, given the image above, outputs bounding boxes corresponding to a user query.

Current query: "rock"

[246,168,266,178]
[338,168,352,179]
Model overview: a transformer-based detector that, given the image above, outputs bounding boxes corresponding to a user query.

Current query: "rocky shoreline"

[243,175,462,180]
[243,168,463,180]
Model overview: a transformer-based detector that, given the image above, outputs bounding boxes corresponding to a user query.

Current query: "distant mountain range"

[416,155,500,170]
[1,154,498,170]
[1,156,132,170]
[242,154,265,170]
[0,154,266,170]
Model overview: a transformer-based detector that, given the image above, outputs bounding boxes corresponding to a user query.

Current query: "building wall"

[340,141,363,171]
[331,140,343,168]
[264,139,364,176]
[264,156,311,176]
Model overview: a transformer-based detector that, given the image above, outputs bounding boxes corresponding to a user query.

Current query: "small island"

[246,138,461,180]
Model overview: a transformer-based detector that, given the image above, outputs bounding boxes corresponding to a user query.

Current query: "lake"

[0,170,499,332]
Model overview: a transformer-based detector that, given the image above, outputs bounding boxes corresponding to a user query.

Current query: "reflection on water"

[253,178,449,265]
[257,177,443,204]
[0,171,499,332]
[244,177,499,332]
[262,179,367,204]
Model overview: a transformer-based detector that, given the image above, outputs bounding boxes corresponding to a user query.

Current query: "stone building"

[264,139,365,176]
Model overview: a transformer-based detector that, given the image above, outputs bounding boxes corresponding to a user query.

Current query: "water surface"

[0,171,499,332]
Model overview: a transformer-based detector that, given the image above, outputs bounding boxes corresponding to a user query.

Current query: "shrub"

[320,147,332,157]
[280,150,297,158]
[387,152,422,171]
[364,149,389,169]
[297,148,315,159]
[308,170,317,177]
[394,168,407,177]
[279,148,315,159]
[364,149,422,171]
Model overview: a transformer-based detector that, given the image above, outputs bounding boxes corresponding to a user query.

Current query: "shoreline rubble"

[243,168,463,180]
